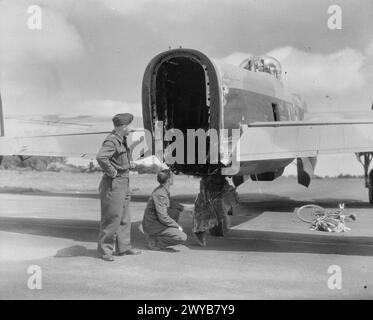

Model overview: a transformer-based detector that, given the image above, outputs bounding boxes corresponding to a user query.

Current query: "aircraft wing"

[236,120,373,161]
[0,127,148,162]
[1,119,373,163]
[0,131,110,160]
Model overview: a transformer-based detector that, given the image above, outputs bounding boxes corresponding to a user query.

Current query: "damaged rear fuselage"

[142,48,310,182]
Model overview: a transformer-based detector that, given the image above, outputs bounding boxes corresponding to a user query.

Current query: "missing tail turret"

[142,49,222,176]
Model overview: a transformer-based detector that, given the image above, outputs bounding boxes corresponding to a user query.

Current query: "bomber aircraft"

[1,48,373,208]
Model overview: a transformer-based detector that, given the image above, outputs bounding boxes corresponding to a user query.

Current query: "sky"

[0,0,373,175]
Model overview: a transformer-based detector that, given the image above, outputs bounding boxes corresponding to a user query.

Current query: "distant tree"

[0,156,67,171]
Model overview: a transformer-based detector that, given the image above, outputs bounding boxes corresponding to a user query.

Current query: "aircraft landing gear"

[357,153,373,204]
[209,209,232,237]
[194,175,238,238]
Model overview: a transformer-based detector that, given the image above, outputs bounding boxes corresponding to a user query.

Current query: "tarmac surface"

[0,175,373,299]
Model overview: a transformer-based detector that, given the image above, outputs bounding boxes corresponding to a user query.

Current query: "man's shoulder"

[152,185,168,197]
[103,132,120,145]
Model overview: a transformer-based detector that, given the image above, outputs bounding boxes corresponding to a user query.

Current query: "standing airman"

[96,113,141,261]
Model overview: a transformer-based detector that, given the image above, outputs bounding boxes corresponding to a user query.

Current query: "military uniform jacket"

[142,185,180,235]
[96,130,131,177]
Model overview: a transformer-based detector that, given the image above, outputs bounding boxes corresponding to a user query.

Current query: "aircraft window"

[272,103,279,121]
[241,56,282,80]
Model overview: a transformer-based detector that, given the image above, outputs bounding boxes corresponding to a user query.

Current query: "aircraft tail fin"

[297,157,317,187]
[0,91,4,136]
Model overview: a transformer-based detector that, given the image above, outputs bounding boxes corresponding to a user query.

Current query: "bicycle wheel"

[296,204,326,223]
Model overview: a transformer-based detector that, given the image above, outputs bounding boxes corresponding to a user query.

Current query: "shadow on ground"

[238,193,373,211]
[2,187,372,209]
[55,245,99,258]
[2,213,373,257]
[0,187,196,204]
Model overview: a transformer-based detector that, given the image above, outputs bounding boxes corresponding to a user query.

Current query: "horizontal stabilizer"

[237,121,373,161]
[247,119,373,128]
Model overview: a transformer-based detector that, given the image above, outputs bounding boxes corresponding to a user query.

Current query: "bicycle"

[296,203,356,232]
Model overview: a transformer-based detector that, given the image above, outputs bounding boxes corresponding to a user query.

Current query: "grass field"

[0,170,200,196]
[0,169,370,205]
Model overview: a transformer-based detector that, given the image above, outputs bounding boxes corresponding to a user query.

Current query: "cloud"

[2,0,372,120]
[366,42,373,57]
[0,0,86,116]
[0,0,84,65]
[98,0,210,22]
[218,46,368,95]
[266,46,366,94]
[266,46,373,112]
[218,44,372,112]
[98,0,150,14]
[216,52,253,66]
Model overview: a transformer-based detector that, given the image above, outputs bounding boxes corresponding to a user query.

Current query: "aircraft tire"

[209,213,231,237]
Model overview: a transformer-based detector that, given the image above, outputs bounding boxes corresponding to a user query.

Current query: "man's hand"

[106,169,117,178]
[178,226,183,232]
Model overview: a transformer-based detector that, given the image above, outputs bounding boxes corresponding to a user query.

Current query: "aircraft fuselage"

[142,48,307,178]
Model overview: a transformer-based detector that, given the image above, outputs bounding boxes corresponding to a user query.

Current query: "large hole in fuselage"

[154,57,218,175]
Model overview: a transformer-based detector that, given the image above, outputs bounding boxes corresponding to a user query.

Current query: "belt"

[116,169,129,177]
[104,170,129,178]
